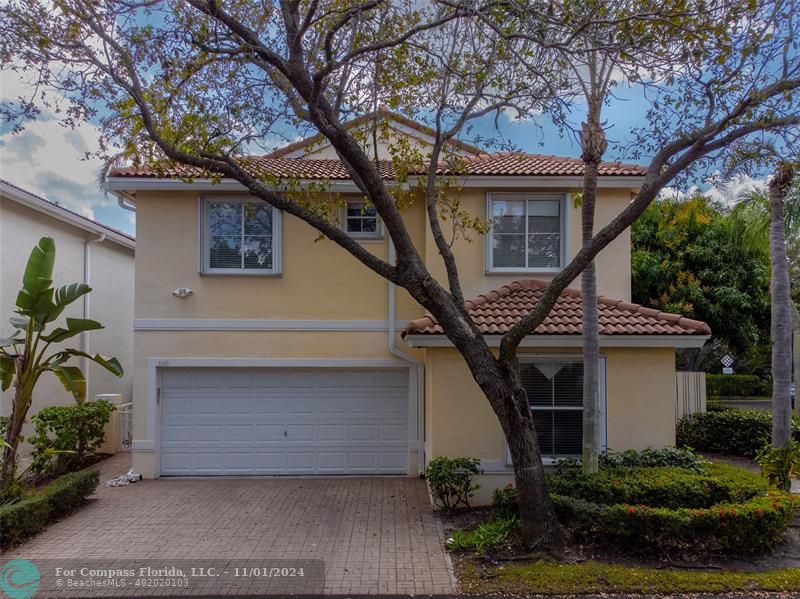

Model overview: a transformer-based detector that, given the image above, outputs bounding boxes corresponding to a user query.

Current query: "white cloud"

[702,173,767,206]
[0,70,111,221]
[659,174,768,206]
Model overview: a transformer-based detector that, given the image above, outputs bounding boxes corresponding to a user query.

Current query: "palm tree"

[731,165,799,446]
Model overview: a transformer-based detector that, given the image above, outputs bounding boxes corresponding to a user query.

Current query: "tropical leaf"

[15,237,55,319]
[58,350,123,377]
[46,283,92,323]
[0,336,22,349]
[9,315,43,332]
[41,318,103,344]
[0,355,15,391]
[64,349,123,376]
[50,365,86,403]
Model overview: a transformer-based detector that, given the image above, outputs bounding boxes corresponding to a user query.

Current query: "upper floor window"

[487,193,566,272]
[201,197,281,275]
[344,200,382,240]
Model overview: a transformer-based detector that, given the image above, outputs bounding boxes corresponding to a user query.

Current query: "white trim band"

[404,333,710,349]
[134,319,409,331]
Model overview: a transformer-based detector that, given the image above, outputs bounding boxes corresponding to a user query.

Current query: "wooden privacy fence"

[676,371,707,422]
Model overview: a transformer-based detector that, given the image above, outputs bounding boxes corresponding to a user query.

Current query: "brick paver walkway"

[4,454,454,596]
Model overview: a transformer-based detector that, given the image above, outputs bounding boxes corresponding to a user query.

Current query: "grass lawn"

[458,558,800,595]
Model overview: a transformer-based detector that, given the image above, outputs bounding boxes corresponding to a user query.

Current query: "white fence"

[118,402,132,452]
[676,371,706,422]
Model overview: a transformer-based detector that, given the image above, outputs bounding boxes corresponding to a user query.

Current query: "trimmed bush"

[598,447,710,473]
[497,460,797,554]
[552,491,798,554]
[677,408,800,457]
[423,456,482,511]
[707,374,770,398]
[0,469,100,549]
[30,400,114,475]
[547,464,766,510]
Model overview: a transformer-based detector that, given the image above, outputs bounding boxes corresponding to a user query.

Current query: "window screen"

[207,201,275,272]
[346,202,380,237]
[490,196,562,269]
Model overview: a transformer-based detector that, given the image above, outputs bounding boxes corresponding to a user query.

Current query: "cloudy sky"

[0,71,766,238]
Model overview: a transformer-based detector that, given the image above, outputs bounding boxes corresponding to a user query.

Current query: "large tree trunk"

[769,164,795,448]
[487,362,562,546]
[413,282,562,548]
[580,114,606,475]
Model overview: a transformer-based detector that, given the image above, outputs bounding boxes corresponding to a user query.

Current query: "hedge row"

[0,469,99,549]
[706,374,771,398]
[552,491,799,554]
[547,464,767,510]
[677,408,800,457]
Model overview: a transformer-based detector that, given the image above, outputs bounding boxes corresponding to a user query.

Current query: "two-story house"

[106,110,709,499]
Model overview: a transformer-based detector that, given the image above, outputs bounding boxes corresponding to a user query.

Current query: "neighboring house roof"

[0,179,135,249]
[109,152,646,181]
[265,107,485,158]
[403,279,710,337]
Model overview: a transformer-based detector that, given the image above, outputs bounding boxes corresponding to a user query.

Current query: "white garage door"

[160,368,409,475]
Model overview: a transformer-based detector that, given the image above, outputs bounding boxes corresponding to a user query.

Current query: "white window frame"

[341,199,383,242]
[199,196,282,276]
[506,354,607,466]
[486,192,569,274]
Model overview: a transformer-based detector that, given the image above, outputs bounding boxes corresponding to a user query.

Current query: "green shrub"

[599,492,797,553]
[547,464,766,510]
[707,374,770,398]
[423,456,482,511]
[492,484,519,520]
[677,408,800,457]
[447,517,519,555]
[547,462,797,554]
[756,441,800,492]
[30,400,114,474]
[0,469,99,549]
[599,447,710,473]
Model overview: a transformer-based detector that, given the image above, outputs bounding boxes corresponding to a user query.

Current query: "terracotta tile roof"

[460,152,646,177]
[108,152,646,180]
[403,279,710,337]
[109,157,392,180]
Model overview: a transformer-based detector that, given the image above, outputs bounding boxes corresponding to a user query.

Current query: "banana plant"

[0,237,123,498]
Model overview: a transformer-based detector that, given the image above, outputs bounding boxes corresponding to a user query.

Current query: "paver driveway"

[5,454,454,596]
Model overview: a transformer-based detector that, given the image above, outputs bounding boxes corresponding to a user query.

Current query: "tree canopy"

[632,196,771,373]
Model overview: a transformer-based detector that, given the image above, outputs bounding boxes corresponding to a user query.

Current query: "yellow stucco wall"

[133,185,633,322]
[130,181,642,483]
[424,346,677,504]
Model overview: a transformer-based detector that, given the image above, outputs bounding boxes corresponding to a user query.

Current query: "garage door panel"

[286,423,315,441]
[255,424,286,441]
[349,424,377,441]
[253,395,285,413]
[318,424,346,441]
[160,368,409,475]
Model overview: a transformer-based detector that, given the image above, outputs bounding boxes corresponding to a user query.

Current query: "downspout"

[388,240,426,475]
[83,233,106,402]
[113,190,137,212]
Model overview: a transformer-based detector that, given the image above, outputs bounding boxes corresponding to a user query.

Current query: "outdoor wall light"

[172,287,194,299]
